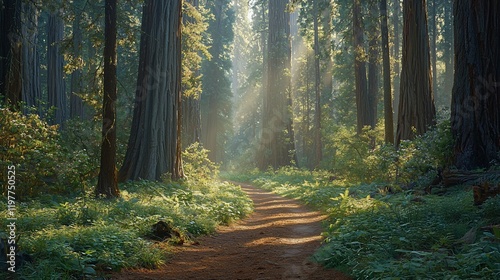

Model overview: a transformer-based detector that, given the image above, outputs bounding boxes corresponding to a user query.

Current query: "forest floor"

[111,182,351,280]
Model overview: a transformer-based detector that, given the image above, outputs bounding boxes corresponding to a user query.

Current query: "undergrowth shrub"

[321,118,453,185]
[240,169,500,279]
[0,108,60,197]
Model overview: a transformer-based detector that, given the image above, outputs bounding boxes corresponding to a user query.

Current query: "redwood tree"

[0,0,22,108]
[119,0,184,181]
[258,0,296,169]
[96,0,119,198]
[395,0,435,146]
[380,0,394,144]
[47,9,67,126]
[353,0,371,134]
[451,0,500,170]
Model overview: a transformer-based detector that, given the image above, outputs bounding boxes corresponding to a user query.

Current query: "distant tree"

[96,0,119,198]
[441,0,453,104]
[47,8,67,126]
[312,0,322,167]
[0,0,22,108]
[119,0,184,181]
[395,0,435,146]
[451,0,500,170]
[380,0,394,144]
[182,0,208,148]
[0,1,42,113]
[201,0,234,163]
[353,0,372,134]
[392,0,401,121]
[367,0,379,131]
[258,0,296,169]
[428,0,438,103]
[70,0,86,119]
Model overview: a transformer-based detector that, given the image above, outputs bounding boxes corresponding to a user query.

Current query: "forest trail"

[112,182,351,280]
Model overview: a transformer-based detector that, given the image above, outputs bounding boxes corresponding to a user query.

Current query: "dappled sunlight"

[246,235,322,247]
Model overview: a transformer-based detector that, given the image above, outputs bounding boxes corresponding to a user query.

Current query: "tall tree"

[395,0,435,146]
[0,0,22,108]
[47,8,67,126]
[353,0,372,134]
[392,0,401,121]
[201,0,234,163]
[428,0,438,102]
[367,1,379,131]
[312,0,322,167]
[380,0,394,143]
[258,0,296,169]
[181,0,206,148]
[451,0,500,170]
[441,0,453,103]
[1,0,41,113]
[96,0,119,198]
[70,0,86,119]
[21,1,42,114]
[119,0,184,181]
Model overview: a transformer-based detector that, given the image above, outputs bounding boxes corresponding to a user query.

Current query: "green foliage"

[0,177,252,279]
[232,168,500,279]
[182,142,219,179]
[0,108,108,198]
[0,108,60,197]
[321,119,453,185]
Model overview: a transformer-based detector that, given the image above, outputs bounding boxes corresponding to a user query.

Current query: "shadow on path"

[112,182,351,280]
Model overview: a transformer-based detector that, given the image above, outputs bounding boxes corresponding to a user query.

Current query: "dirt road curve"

[112,182,351,280]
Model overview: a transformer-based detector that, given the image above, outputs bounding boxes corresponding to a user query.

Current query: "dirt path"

[112,183,351,279]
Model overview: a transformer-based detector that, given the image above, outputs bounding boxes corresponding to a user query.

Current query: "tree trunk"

[353,0,370,134]
[368,1,379,130]
[429,0,438,104]
[47,10,66,127]
[181,0,201,148]
[21,1,41,114]
[392,0,401,123]
[70,0,86,119]
[200,0,234,163]
[395,0,435,146]
[313,0,322,167]
[96,0,119,198]
[380,0,394,144]
[258,0,295,169]
[442,0,453,104]
[0,0,22,108]
[451,0,500,170]
[119,0,184,181]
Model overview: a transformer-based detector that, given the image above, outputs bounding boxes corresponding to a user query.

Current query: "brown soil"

[111,183,351,280]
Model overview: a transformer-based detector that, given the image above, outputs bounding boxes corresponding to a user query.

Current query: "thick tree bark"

[313,0,322,167]
[395,0,436,146]
[380,0,394,144]
[47,10,66,126]
[258,0,295,169]
[451,0,500,170]
[353,0,370,134]
[119,0,184,181]
[96,0,119,198]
